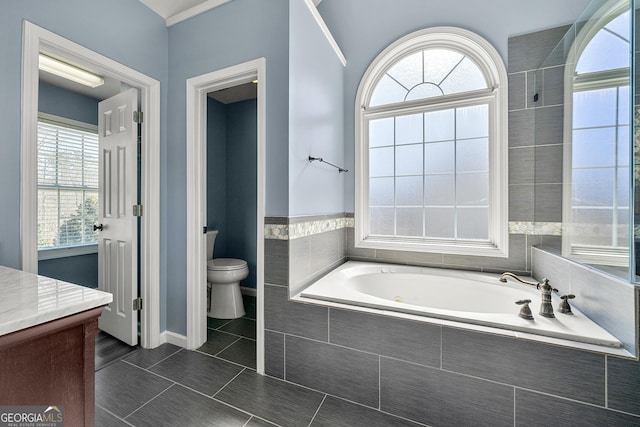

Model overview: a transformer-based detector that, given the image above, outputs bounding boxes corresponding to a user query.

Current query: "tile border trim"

[266,216,560,240]
[509,221,562,235]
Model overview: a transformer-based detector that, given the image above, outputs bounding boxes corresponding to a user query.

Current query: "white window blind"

[37,117,99,251]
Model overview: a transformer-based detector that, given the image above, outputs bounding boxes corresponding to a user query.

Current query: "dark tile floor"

[95,331,137,370]
[95,295,424,427]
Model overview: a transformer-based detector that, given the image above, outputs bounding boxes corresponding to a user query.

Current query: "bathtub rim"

[292,260,635,359]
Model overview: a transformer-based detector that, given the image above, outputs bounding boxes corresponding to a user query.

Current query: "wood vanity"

[0,266,112,426]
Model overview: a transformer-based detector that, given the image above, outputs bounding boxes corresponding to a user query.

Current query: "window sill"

[38,245,98,261]
[356,236,509,258]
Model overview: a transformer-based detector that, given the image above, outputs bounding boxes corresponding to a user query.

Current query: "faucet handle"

[558,294,575,315]
[515,299,534,320]
[537,278,559,293]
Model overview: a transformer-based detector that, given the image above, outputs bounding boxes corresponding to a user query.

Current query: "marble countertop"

[0,265,112,336]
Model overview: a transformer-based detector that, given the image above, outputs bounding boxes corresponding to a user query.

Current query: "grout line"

[192,347,255,370]
[512,386,640,418]
[96,404,136,427]
[605,355,608,408]
[378,356,381,410]
[120,359,189,385]
[213,337,243,357]
[210,318,235,330]
[327,307,331,343]
[283,333,287,380]
[212,354,257,371]
[307,394,328,427]
[212,368,247,399]
[145,347,184,370]
[513,388,517,427]
[138,373,273,425]
[209,396,285,427]
[123,383,175,420]
[440,326,443,369]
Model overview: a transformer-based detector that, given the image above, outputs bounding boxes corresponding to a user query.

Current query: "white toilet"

[206,230,248,319]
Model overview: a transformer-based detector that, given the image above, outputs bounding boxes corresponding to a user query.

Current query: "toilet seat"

[207,258,248,271]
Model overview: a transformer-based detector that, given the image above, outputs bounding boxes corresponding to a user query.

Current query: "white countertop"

[0,265,112,337]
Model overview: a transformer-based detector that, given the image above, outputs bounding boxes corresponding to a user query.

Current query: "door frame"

[185,58,266,374]
[20,21,161,348]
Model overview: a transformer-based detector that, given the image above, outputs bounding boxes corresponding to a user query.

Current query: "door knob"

[93,224,104,231]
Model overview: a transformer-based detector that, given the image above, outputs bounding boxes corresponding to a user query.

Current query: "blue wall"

[207,97,258,289]
[315,0,591,212]
[37,81,100,288]
[225,99,258,288]
[207,98,228,257]
[166,0,289,333]
[288,0,345,216]
[38,81,99,125]
[0,0,168,329]
[39,254,98,288]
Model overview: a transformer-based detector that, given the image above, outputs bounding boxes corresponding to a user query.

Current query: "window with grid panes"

[563,8,631,266]
[355,28,509,257]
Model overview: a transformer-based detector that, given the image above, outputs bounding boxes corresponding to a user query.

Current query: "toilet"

[206,230,248,319]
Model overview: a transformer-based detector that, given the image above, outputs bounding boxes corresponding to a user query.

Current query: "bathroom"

[1,0,640,425]
[202,82,258,367]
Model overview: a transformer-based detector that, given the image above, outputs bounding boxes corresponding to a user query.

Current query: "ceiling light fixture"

[252,79,258,84]
[38,53,105,88]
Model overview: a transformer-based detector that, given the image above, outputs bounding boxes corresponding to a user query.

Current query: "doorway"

[21,21,161,348]
[185,59,266,374]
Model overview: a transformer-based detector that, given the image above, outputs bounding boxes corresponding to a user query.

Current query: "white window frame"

[562,1,631,267]
[355,27,509,257]
[37,113,99,260]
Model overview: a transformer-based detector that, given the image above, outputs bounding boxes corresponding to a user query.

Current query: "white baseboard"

[160,330,187,348]
[240,286,257,297]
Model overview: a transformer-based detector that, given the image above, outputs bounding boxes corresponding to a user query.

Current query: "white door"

[97,88,139,346]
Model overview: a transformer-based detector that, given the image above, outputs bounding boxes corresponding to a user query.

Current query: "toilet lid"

[207,258,248,271]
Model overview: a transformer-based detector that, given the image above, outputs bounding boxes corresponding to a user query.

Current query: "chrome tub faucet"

[500,273,558,318]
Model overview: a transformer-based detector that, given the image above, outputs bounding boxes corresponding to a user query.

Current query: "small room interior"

[201,81,258,370]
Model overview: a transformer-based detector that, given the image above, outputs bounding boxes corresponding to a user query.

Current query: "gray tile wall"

[532,247,638,354]
[260,25,640,427]
[265,235,640,425]
[509,26,568,231]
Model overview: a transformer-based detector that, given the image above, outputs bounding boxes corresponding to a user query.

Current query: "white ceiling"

[139,0,322,25]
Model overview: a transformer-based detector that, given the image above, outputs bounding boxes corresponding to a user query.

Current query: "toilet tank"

[206,230,219,260]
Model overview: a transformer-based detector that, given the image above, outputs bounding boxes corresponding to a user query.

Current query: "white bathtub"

[300,261,622,348]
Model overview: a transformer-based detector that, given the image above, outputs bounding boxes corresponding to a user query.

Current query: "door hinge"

[133,297,143,311]
[133,110,144,123]
[133,204,143,217]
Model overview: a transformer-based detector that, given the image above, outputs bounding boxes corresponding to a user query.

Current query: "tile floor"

[95,295,423,427]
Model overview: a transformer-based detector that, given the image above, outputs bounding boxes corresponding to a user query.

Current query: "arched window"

[562,4,631,266]
[354,27,509,257]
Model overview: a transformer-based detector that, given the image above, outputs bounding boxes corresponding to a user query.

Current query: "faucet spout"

[499,272,538,287]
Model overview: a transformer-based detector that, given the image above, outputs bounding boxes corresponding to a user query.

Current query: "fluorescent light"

[39,54,104,88]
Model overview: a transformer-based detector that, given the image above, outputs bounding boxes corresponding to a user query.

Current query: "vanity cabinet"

[0,266,112,427]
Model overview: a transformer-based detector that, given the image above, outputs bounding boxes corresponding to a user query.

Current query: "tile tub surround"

[531,247,639,355]
[263,227,640,425]
[264,281,640,425]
